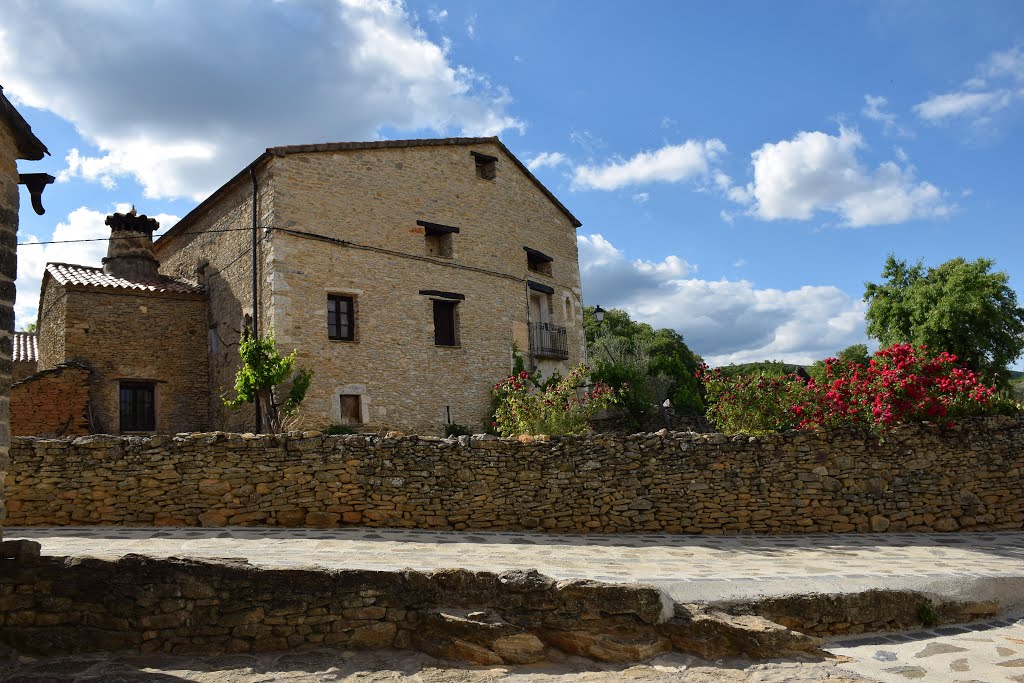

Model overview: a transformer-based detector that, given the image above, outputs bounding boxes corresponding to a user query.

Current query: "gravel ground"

[0,650,868,683]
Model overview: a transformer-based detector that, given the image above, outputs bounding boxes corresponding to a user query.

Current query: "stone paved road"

[826,610,1024,682]
[8,527,1024,605]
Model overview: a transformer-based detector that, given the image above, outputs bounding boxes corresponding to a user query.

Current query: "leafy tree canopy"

[584,306,704,421]
[864,255,1024,385]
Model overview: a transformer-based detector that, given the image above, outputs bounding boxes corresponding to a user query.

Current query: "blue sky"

[3,0,1023,367]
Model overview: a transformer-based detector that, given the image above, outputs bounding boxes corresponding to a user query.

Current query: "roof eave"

[0,86,49,161]
[154,151,272,252]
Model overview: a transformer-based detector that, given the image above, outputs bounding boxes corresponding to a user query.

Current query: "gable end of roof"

[156,136,581,247]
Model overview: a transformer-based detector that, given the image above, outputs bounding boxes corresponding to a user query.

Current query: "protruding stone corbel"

[18,173,55,215]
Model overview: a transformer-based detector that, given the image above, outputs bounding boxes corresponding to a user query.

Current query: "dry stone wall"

[6,417,1023,534]
[0,544,819,662]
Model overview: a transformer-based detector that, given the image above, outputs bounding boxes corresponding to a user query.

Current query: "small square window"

[120,381,155,432]
[471,151,497,180]
[425,231,453,257]
[525,247,553,276]
[419,221,458,258]
[328,295,355,341]
[433,300,459,346]
[340,394,362,425]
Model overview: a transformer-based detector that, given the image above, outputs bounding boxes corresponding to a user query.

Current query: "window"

[471,151,497,180]
[328,294,355,341]
[418,221,458,258]
[524,246,553,276]
[433,300,458,346]
[120,381,155,432]
[340,394,362,425]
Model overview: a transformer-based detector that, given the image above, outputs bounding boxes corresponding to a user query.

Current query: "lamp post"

[593,305,605,324]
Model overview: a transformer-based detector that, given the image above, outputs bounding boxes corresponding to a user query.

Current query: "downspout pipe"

[250,166,262,434]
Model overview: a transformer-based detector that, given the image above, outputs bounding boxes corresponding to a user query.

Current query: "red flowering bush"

[492,364,616,437]
[697,368,809,434]
[699,343,1009,435]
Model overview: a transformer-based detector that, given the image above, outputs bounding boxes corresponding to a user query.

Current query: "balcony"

[529,322,569,360]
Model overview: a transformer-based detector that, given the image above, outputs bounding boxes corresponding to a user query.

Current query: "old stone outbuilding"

[18,137,585,436]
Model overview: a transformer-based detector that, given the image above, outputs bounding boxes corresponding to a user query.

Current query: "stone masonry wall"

[155,165,274,433]
[6,417,1022,533]
[0,546,823,662]
[10,363,91,436]
[0,116,18,543]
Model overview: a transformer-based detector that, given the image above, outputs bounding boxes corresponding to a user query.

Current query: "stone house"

[1,84,51,542]
[19,137,585,435]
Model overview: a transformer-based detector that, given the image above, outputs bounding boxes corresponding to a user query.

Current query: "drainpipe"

[250,166,262,433]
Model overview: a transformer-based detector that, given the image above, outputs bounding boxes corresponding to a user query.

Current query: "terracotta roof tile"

[45,263,203,295]
[12,332,36,362]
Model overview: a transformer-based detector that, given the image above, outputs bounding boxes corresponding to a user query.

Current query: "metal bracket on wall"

[18,173,55,215]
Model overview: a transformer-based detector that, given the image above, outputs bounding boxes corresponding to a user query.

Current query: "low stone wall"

[0,543,818,662]
[5,416,1023,534]
[10,362,91,437]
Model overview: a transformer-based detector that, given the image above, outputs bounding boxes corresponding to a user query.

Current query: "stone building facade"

[155,137,585,434]
[19,137,584,436]
[0,85,50,544]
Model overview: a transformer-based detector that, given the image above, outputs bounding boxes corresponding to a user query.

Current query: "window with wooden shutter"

[340,394,362,425]
[433,300,458,346]
[328,295,355,341]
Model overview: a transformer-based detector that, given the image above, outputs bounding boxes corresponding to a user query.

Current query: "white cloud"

[526,151,568,170]
[426,7,448,23]
[732,259,746,268]
[465,12,477,38]
[571,139,726,191]
[578,234,867,365]
[15,204,179,329]
[728,127,950,227]
[862,94,910,136]
[0,0,524,201]
[914,90,1017,121]
[632,192,649,204]
[914,44,1024,124]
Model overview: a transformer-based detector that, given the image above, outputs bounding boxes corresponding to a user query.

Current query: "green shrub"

[444,423,473,437]
[699,368,808,434]
[324,424,356,435]
[492,365,616,437]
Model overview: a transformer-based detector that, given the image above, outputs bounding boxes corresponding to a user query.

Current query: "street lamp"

[593,305,605,324]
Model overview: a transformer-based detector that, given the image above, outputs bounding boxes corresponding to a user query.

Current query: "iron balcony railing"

[529,322,569,359]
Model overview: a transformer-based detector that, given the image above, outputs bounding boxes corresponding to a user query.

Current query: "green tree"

[224,333,313,433]
[835,343,871,366]
[21,322,36,333]
[864,256,1024,386]
[584,306,704,427]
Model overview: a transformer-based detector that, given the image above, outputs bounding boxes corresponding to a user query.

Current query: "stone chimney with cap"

[103,207,161,281]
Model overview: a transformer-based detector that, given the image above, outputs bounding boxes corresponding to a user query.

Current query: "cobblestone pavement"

[8,527,1024,604]
[826,610,1024,682]
[0,649,866,682]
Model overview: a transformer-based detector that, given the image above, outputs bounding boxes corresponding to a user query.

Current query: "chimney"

[103,207,161,281]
